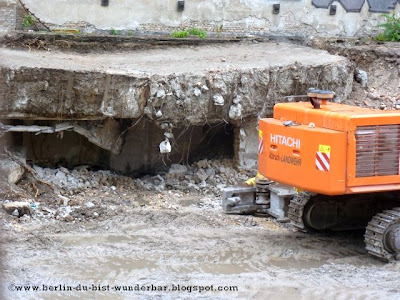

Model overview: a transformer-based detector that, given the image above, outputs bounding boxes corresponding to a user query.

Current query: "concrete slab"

[1,42,346,75]
[0,42,353,121]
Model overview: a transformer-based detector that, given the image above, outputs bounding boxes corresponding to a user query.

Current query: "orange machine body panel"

[259,101,400,195]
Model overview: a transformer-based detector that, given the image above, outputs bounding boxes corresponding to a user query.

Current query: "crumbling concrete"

[0,43,353,121]
[1,119,123,153]
[0,41,354,172]
[235,117,260,170]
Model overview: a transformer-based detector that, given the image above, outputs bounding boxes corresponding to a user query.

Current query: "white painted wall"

[14,0,400,36]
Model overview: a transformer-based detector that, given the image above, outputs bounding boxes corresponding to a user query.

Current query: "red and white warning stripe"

[316,152,330,171]
[258,138,264,154]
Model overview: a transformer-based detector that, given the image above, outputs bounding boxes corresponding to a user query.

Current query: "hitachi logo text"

[270,134,301,149]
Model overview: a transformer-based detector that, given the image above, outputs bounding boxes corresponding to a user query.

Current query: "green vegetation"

[376,13,400,42]
[110,28,121,35]
[216,24,223,38]
[22,14,35,28]
[188,28,207,38]
[128,30,134,36]
[171,28,207,39]
[171,30,189,38]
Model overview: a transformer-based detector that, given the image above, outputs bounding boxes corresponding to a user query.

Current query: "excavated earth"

[0,36,400,300]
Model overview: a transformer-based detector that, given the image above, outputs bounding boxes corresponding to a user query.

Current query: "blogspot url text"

[8,283,238,294]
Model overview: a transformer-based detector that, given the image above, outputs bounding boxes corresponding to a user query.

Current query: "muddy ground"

[1,160,400,300]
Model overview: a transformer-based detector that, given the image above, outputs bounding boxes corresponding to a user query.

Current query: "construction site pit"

[0,34,400,299]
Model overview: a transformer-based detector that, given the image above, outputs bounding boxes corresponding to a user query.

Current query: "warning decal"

[316,151,330,171]
[258,130,263,154]
[318,144,331,154]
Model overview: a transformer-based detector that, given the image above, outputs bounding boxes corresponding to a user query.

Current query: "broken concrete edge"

[0,31,310,52]
[0,61,354,122]
[1,32,387,53]
[3,30,244,42]
[0,30,242,50]
[0,119,123,154]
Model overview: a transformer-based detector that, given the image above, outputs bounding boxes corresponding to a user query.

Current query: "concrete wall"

[16,0,400,36]
[0,0,16,33]
[235,118,260,170]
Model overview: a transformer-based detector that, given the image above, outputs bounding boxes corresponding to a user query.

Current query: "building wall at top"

[5,0,400,36]
[0,0,16,33]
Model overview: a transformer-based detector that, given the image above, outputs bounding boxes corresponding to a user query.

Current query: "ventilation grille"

[355,125,400,178]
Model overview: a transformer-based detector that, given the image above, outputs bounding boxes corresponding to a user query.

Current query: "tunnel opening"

[110,118,236,176]
[173,122,235,164]
[24,130,111,170]
[2,119,236,177]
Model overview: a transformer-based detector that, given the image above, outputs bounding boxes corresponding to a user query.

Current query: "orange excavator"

[223,89,400,261]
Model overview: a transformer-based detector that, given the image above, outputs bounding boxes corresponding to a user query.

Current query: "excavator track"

[288,192,400,261]
[287,192,310,231]
[365,208,400,262]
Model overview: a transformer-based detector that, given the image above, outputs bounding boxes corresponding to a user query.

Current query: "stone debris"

[164,132,174,139]
[27,159,249,199]
[162,159,250,195]
[233,96,241,104]
[156,89,166,99]
[213,94,225,106]
[143,106,153,118]
[194,87,202,97]
[155,110,163,118]
[194,168,208,183]
[0,157,25,184]
[355,68,368,88]
[0,158,251,223]
[58,195,70,206]
[358,87,400,110]
[85,201,95,208]
[2,201,31,217]
[229,103,243,120]
[201,85,209,92]
[165,164,188,181]
[31,165,127,193]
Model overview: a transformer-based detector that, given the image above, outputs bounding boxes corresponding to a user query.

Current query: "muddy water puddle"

[7,226,397,299]
[178,197,203,207]
[58,234,141,246]
[48,232,328,280]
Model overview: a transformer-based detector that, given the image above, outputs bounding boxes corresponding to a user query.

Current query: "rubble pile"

[0,158,251,222]
[30,159,250,197]
[138,159,251,195]
[360,88,400,110]
[32,165,134,195]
